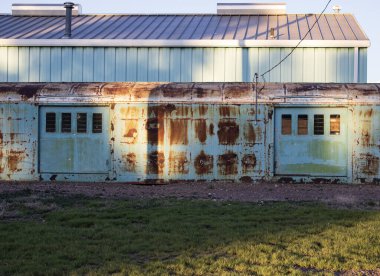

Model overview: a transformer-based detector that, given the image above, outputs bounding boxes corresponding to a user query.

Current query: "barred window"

[46,113,56,133]
[314,115,324,135]
[298,115,308,135]
[61,113,71,133]
[281,114,292,135]
[77,113,87,133]
[92,113,102,133]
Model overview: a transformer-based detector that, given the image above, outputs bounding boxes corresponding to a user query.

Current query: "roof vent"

[12,3,82,16]
[217,2,287,15]
[333,5,341,14]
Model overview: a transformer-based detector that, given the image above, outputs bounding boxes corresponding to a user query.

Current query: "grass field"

[0,190,380,275]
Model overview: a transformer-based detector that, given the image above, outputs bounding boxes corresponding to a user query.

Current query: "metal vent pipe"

[63,2,75,38]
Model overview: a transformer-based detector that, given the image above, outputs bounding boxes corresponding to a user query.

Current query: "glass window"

[298,115,308,135]
[45,113,56,133]
[330,115,340,135]
[281,114,292,135]
[92,113,102,133]
[77,113,87,133]
[314,114,324,135]
[61,113,71,133]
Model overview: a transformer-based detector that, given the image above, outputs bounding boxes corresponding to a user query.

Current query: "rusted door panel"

[39,106,110,174]
[0,103,38,180]
[275,107,348,176]
[353,106,380,181]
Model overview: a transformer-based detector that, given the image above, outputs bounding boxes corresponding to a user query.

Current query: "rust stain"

[194,151,213,175]
[17,84,44,100]
[361,121,373,147]
[169,119,188,145]
[194,119,207,144]
[0,132,3,144]
[364,109,373,118]
[123,119,138,144]
[146,118,164,145]
[242,154,257,173]
[209,123,214,136]
[10,133,16,141]
[168,152,189,175]
[120,106,141,118]
[146,151,165,175]
[122,153,137,172]
[219,105,239,118]
[217,120,239,145]
[243,123,256,144]
[0,150,3,174]
[8,150,24,172]
[198,105,208,117]
[218,152,238,176]
[361,154,379,176]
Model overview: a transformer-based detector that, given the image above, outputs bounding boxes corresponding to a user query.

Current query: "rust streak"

[169,152,189,175]
[146,151,165,175]
[8,150,24,172]
[361,154,380,176]
[243,123,256,144]
[122,153,137,172]
[242,154,257,173]
[194,151,213,175]
[217,120,239,145]
[194,119,207,144]
[218,152,238,176]
[169,119,188,145]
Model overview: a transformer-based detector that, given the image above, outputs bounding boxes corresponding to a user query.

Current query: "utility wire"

[260,0,333,79]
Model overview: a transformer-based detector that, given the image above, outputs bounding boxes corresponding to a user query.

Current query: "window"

[61,113,71,133]
[77,113,87,133]
[281,114,292,135]
[92,113,102,133]
[298,115,308,135]
[46,113,56,133]
[314,115,324,135]
[330,114,340,135]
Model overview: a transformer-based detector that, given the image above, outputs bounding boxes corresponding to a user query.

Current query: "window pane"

[92,113,102,133]
[46,113,56,133]
[61,113,71,133]
[314,114,324,135]
[281,114,292,135]
[298,115,308,135]
[77,113,87,133]
[330,114,340,135]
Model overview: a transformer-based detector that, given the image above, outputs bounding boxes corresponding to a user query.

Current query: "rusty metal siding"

[0,103,38,180]
[0,46,363,83]
[353,106,380,182]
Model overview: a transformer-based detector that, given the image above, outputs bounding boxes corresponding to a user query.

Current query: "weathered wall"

[0,83,378,183]
[0,47,367,83]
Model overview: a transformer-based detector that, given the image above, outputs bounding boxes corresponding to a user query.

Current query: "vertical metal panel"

[337,48,349,83]
[225,48,236,81]
[83,47,94,82]
[348,48,355,82]
[258,48,270,78]
[93,47,105,81]
[180,48,192,82]
[115,48,127,81]
[291,48,303,82]
[0,103,38,181]
[248,48,259,81]
[0,47,7,81]
[235,48,243,82]
[72,47,83,82]
[280,48,292,82]
[303,48,314,82]
[214,48,225,81]
[29,47,40,82]
[126,48,137,81]
[40,47,51,82]
[50,47,62,82]
[137,48,148,81]
[192,48,203,82]
[314,48,326,83]
[269,48,281,82]
[18,47,30,82]
[105,47,116,81]
[147,48,159,82]
[326,48,337,83]
[241,48,248,82]
[61,47,72,82]
[202,48,214,81]
[358,48,367,83]
[169,48,181,81]
[7,47,19,82]
[158,48,170,81]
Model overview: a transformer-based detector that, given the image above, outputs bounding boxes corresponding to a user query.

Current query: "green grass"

[0,190,380,275]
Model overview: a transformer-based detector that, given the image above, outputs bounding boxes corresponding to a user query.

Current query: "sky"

[1,0,379,82]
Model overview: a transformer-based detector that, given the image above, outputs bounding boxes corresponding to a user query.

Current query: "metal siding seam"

[93,47,105,82]
[202,48,214,81]
[158,48,170,81]
[126,48,137,81]
[0,17,40,38]
[213,48,225,81]
[141,16,167,39]
[148,48,159,81]
[105,47,116,81]
[50,47,61,82]
[75,15,107,39]
[224,48,236,81]
[353,47,358,83]
[303,48,315,82]
[137,48,148,81]
[235,47,243,81]
[115,48,127,81]
[280,48,292,82]
[192,48,203,82]
[82,47,94,82]
[180,48,192,82]
[169,48,181,81]
[108,16,140,39]
[61,47,73,82]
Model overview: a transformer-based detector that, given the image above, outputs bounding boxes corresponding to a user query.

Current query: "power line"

[260,0,333,79]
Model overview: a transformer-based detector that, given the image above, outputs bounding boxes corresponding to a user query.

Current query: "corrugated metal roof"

[0,14,369,47]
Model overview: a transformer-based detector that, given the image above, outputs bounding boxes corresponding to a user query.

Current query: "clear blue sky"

[1,0,379,82]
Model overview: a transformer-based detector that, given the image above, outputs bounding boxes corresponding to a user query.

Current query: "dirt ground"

[1,181,380,209]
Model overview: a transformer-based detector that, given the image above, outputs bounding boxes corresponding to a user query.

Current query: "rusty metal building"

[0,4,378,184]
[0,3,370,83]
